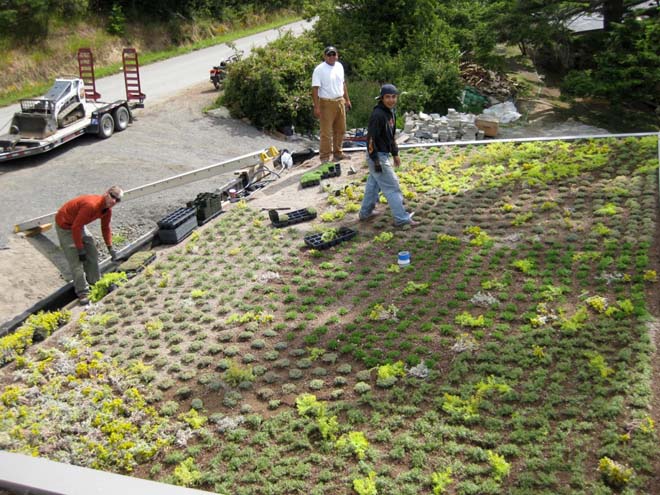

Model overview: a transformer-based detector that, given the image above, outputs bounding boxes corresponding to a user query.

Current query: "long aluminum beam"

[0,451,217,495]
[342,131,659,153]
[14,148,274,233]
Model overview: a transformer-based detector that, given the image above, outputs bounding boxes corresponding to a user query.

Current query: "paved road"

[0,19,314,248]
[0,19,312,127]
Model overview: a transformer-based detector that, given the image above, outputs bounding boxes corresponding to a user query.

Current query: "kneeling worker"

[55,185,123,305]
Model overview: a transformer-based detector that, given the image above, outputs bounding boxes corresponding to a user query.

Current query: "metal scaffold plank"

[14,148,273,233]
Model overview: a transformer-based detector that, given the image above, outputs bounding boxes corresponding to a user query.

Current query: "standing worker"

[55,186,123,305]
[312,45,352,163]
[358,84,417,228]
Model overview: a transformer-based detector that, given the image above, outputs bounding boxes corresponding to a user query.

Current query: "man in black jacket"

[358,84,417,227]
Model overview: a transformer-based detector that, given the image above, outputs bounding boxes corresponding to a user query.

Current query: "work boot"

[78,294,90,306]
[395,212,419,229]
[333,153,346,161]
[358,210,382,222]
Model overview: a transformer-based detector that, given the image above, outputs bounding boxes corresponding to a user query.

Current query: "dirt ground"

[0,235,66,324]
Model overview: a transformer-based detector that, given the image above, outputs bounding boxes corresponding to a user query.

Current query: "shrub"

[223,32,319,132]
[562,19,660,108]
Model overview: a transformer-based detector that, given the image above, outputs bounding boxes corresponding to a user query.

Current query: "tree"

[562,18,660,108]
[0,0,50,44]
[306,0,493,113]
[491,0,659,109]
[222,32,319,132]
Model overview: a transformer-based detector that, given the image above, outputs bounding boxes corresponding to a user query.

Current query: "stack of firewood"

[460,62,519,100]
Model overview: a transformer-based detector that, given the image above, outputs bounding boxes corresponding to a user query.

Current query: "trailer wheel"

[113,106,130,132]
[98,113,114,139]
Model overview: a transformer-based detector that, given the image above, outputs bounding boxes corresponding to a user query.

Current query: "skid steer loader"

[10,77,87,139]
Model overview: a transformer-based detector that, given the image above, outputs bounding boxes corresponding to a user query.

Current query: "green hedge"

[222,32,319,133]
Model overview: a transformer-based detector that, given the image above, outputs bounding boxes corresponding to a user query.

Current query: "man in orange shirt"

[55,185,123,305]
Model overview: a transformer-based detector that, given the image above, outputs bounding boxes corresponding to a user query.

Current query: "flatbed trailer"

[0,99,135,162]
[0,47,145,163]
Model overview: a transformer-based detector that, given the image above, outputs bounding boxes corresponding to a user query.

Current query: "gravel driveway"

[0,84,307,246]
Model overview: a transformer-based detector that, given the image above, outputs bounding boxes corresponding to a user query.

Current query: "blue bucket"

[398,251,411,266]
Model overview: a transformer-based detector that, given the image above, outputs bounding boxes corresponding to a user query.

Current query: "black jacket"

[367,101,398,162]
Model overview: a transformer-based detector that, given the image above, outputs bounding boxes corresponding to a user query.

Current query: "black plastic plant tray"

[270,208,316,228]
[301,178,320,189]
[158,213,197,244]
[304,227,356,250]
[157,207,197,230]
[197,208,223,226]
[300,163,341,189]
[321,163,341,179]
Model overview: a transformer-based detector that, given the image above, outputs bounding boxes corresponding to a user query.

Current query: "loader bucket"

[11,113,57,139]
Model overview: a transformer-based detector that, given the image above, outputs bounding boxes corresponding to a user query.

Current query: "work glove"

[108,247,119,261]
[77,249,86,262]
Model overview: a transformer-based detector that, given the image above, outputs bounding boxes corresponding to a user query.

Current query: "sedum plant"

[89,272,127,302]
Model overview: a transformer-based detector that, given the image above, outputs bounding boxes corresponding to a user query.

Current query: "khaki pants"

[319,98,346,162]
[56,224,100,297]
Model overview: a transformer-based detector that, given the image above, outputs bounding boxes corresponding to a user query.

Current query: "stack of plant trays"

[187,192,223,225]
[157,207,197,244]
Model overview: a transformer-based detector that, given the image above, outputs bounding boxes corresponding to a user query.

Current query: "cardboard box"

[475,116,499,137]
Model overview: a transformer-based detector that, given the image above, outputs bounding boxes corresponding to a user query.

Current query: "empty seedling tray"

[157,207,197,244]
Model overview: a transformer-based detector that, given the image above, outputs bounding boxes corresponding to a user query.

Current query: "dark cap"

[324,46,338,55]
[376,83,399,99]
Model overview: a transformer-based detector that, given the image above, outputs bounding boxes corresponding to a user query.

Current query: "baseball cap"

[324,46,338,55]
[376,83,399,99]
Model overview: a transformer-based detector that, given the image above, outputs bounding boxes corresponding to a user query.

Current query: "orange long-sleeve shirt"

[55,195,112,250]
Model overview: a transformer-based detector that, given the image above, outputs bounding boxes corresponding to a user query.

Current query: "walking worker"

[359,84,417,228]
[55,186,123,305]
[312,45,352,163]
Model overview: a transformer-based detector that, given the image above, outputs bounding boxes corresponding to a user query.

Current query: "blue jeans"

[359,152,412,225]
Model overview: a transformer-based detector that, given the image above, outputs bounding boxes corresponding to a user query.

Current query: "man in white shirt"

[311,46,352,163]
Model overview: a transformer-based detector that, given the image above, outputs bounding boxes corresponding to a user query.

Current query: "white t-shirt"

[312,61,345,99]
